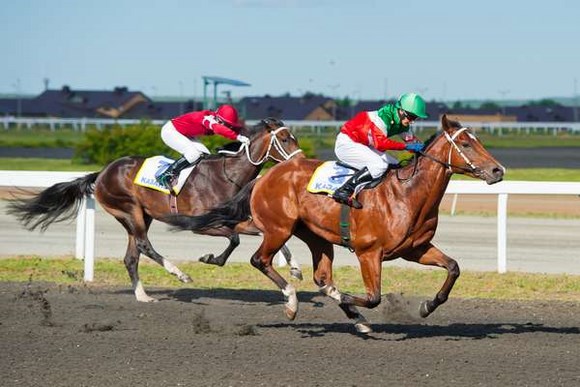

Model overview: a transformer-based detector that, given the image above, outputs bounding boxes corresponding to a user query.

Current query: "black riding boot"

[332,167,373,209]
[156,156,192,193]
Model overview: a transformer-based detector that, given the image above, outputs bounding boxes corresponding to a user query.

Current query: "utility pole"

[498,89,510,117]
[13,78,22,128]
[574,78,578,122]
[179,81,184,114]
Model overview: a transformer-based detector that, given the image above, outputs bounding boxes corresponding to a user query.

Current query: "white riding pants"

[334,132,398,178]
[160,121,210,163]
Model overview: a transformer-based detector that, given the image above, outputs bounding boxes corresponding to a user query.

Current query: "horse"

[166,114,505,333]
[7,118,304,302]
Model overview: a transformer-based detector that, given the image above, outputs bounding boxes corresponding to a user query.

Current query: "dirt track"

[1,281,579,387]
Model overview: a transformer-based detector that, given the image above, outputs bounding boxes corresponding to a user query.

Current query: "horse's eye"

[462,142,471,148]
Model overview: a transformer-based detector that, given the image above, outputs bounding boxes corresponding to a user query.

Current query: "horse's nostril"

[492,167,503,176]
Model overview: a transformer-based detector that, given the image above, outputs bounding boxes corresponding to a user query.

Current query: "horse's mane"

[245,117,285,137]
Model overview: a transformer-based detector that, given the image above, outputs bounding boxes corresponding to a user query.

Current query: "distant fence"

[2,170,580,280]
[3,116,580,136]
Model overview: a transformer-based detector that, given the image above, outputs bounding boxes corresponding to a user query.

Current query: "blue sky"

[2,0,579,102]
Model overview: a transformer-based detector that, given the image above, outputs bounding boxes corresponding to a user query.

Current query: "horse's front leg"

[333,249,383,333]
[197,229,240,266]
[402,243,460,318]
[276,243,303,281]
[337,249,383,310]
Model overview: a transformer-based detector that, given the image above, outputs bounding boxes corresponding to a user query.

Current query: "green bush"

[74,121,318,165]
[73,121,231,165]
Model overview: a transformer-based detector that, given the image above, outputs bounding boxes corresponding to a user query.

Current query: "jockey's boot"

[332,167,373,209]
[156,156,192,193]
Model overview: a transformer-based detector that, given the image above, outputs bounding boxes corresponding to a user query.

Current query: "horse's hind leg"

[402,243,460,318]
[123,235,157,303]
[250,236,298,320]
[135,215,192,284]
[198,232,239,266]
[111,210,191,302]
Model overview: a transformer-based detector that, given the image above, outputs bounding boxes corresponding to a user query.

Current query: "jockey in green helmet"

[332,92,428,208]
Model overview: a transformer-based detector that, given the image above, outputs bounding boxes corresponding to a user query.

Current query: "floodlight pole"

[201,76,251,110]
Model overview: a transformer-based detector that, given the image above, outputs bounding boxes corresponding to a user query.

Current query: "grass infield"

[1,256,578,302]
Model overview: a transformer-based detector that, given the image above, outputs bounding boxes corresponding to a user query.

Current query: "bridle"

[418,127,479,174]
[217,126,303,165]
[217,125,303,188]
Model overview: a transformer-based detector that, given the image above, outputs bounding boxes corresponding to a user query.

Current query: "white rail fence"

[3,116,580,135]
[1,170,580,281]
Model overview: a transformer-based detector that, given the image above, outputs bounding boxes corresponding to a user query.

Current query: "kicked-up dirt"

[1,281,579,387]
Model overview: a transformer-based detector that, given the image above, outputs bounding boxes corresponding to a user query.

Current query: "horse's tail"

[6,171,101,232]
[167,179,257,232]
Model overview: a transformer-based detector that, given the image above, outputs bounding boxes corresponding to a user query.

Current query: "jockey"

[156,104,250,192]
[332,92,428,208]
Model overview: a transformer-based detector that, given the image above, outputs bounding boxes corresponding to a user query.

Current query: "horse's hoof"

[290,268,303,281]
[419,301,432,318]
[355,322,373,334]
[136,295,158,303]
[284,305,297,321]
[198,254,214,264]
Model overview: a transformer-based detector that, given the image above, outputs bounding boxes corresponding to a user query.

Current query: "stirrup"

[157,173,176,191]
[332,191,362,209]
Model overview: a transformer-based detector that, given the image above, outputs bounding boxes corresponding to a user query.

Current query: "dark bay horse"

[7,118,303,302]
[167,115,505,332]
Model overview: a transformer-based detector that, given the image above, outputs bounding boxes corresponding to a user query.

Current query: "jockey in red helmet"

[156,104,249,193]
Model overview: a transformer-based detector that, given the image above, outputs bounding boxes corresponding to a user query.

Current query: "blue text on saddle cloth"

[154,159,172,179]
[136,158,173,188]
[310,163,352,193]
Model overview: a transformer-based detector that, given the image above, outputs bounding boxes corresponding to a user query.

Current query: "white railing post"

[450,193,459,216]
[83,195,96,282]
[497,193,508,273]
[75,198,87,259]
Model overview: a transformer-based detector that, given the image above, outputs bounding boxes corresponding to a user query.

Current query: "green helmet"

[397,93,428,119]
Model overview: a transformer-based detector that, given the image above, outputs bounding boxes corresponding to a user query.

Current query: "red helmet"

[215,104,241,128]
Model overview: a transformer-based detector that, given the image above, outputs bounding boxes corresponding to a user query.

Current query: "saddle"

[306,161,394,195]
[134,156,197,195]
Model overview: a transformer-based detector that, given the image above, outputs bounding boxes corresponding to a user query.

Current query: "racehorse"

[7,118,304,302]
[166,115,505,333]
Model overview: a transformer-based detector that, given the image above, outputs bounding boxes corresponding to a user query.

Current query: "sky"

[2,0,580,102]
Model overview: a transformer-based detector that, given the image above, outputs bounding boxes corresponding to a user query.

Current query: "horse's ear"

[441,114,450,131]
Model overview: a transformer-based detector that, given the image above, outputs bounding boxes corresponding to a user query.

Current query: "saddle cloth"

[133,156,196,195]
[306,161,358,195]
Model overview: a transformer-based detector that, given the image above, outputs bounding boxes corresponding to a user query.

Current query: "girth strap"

[169,194,178,214]
[339,204,354,252]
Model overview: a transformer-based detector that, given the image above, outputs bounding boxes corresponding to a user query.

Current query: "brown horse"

[7,118,303,302]
[166,115,505,332]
